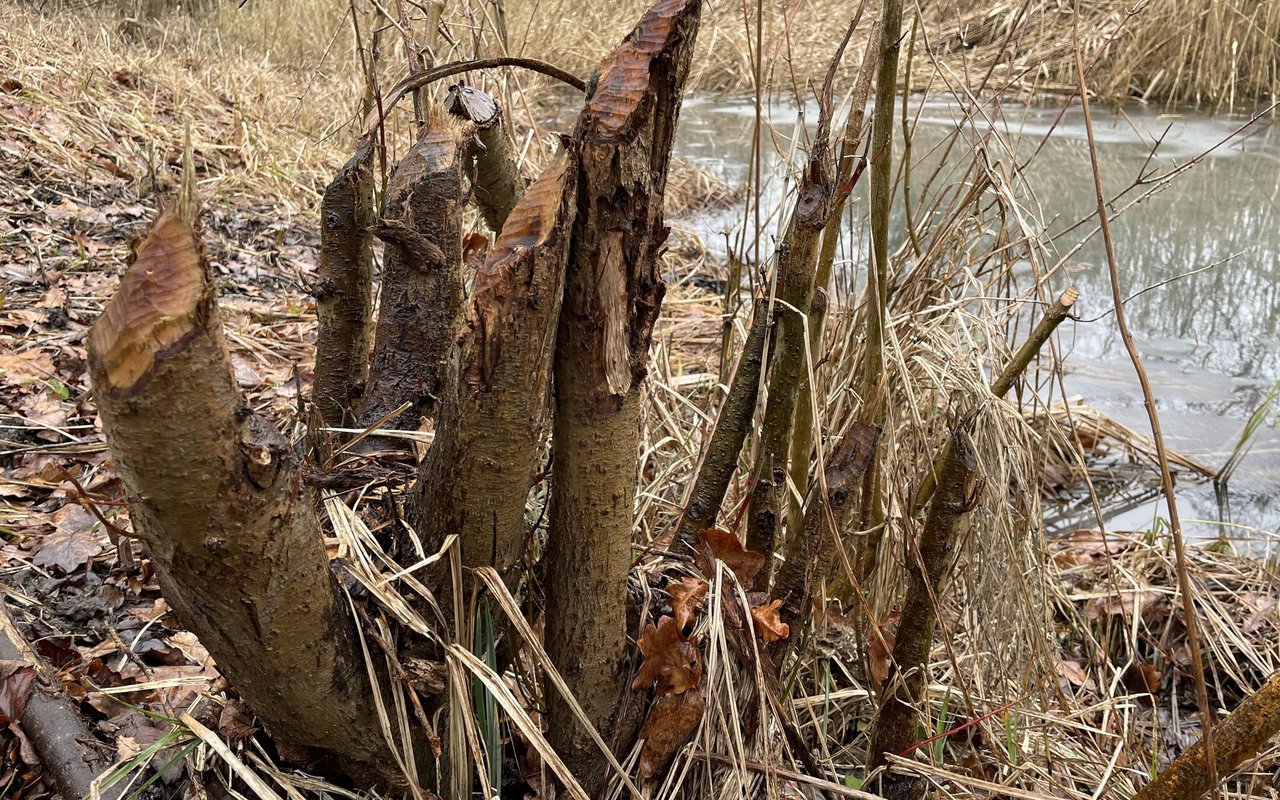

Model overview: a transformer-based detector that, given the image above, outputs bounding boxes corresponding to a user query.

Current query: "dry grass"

[511,0,1280,107]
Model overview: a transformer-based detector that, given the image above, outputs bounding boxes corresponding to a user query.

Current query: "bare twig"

[1071,11,1218,797]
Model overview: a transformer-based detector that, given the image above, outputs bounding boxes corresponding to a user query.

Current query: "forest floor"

[1,1,1279,799]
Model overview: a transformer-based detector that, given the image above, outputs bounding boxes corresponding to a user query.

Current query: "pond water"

[670,95,1280,543]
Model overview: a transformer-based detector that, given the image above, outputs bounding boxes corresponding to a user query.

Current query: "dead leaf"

[462,232,489,272]
[1084,587,1161,621]
[218,699,258,743]
[637,685,704,779]
[667,576,706,630]
[632,616,701,696]
[0,350,55,388]
[1122,661,1161,697]
[112,69,140,89]
[694,527,766,585]
[32,528,104,572]
[1056,659,1088,687]
[751,599,789,642]
[868,610,901,692]
[0,661,36,725]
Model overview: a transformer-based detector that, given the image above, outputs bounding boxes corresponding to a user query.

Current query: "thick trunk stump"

[88,205,394,779]
[361,114,470,446]
[543,0,702,792]
[413,146,576,602]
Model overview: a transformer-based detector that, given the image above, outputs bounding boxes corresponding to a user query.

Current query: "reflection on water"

[672,95,1280,542]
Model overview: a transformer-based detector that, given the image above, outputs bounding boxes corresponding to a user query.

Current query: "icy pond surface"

[671,95,1280,542]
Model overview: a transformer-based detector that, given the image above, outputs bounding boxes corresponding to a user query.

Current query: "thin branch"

[374,57,586,127]
[1071,10,1218,797]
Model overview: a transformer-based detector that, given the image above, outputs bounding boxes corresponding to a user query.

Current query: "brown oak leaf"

[638,685,704,779]
[1123,660,1161,697]
[694,527,766,585]
[750,599,790,642]
[632,616,701,696]
[667,576,707,630]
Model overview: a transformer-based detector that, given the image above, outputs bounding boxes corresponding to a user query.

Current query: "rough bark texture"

[361,115,470,445]
[311,135,375,441]
[868,426,976,800]
[413,146,576,600]
[772,421,880,667]
[445,84,526,233]
[1133,668,1280,800]
[87,208,392,777]
[858,0,905,585]
[674,299,768,548]
[744,162,830,585]
[798,34,879,530]
[543,0,702,793]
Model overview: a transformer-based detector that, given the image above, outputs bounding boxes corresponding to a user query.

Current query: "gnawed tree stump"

[543,0,702,792]
[446,84,526,233]
[362,113,470,447]
[87,204,395,779]
[312,134,375,445]
[414,144,576,602]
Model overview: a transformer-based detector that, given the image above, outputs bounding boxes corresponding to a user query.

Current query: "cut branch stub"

[312,135,375,443]
[745,159,832,584]
[543,0,702,793]
[1134,667,1280,800]
[868,425,977,800]
[360,115,470,448]
[87,207,394,778]
[413,144,577,602]
[446,84,526,233]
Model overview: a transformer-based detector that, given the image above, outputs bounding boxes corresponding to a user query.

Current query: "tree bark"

[867,425,976,800]
[914,286,1079,509]
[674,298,768,549]
[311,135,376,445]
[0,606,122,800]
[1133,668,1280,800]
[744,164,831,586]
[543,0,702,793]
[772,421,880,667]
[445,84,526,234]
[87,207,394,779]
[361,114,470,448]
[413,145,576,601]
